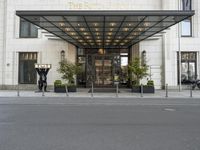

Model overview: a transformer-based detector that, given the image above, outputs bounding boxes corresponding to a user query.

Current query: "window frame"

[18,52,38,84]
[19,18,38,38]
[181,17,192,37]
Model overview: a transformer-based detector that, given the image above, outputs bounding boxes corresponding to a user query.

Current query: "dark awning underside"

[16,10,194,49]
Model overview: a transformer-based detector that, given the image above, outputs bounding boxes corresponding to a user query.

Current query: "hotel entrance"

[16,10,195,88]
[94,55,113,86]
[83,48,128,88]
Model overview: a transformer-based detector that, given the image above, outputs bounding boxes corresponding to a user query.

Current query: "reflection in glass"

[19,52,37,84]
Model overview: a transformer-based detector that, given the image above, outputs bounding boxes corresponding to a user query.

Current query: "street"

[0,98,200,150]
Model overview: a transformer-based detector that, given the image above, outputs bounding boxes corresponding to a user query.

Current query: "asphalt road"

[0,101,200,150]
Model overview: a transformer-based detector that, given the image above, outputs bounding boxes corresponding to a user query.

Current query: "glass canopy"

[16,10,194,49]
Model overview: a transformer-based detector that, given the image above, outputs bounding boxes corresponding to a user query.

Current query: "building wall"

[0,0,5,88]
[1,0,200,89]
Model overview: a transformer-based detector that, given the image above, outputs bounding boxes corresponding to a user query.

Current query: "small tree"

[128,57,148,86]
[57,60,81,86]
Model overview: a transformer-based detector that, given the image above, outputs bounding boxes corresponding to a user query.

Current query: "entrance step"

[88,88,120,93]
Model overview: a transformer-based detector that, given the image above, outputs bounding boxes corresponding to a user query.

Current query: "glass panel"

[182,0,191,10]
[30,23,38,37]
[20,19,38,38]
[78,48,85,55]
[181,18,191,36]
[178,52,197,84]
[77,63,86,87]
[20,20,29,37]
[95,59,103,85]
[19,52,37,84]
[103,59,112,85]
[121,57,128,85]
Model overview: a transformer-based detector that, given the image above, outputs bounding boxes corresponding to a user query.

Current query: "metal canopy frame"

[16,10,195,49]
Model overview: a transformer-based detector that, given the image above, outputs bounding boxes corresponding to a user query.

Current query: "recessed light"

[86,36,90,39]
[77,23,81,26]
[94,23,98,26]
[124,28,129,32]
[106,40,111,42]
[64,28,70,31]
[80,28,85,31]
[59,23,65,27]
[138,28,143,31]
[83,32,88,35]
[144,22,150,27]
[110,23,116,26]
[128,23,132,26]
[71,32,76,35]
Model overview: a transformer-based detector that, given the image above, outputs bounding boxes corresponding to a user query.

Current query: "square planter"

[132,86,141,93]
[67,86,77,92]
[54,86,66,93]
[132,86,155,93]
[143,86,155,93]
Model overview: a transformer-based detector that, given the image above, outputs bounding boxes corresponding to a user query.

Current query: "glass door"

[94,55,113,86]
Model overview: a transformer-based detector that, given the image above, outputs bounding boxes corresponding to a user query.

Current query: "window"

[182,0,191,10]
[19,52,37,84]
[20,18,38,38]
[181,17,192,37]
[177,52,197,84]
[181,0,192,37]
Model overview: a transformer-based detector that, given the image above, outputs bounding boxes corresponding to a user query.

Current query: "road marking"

[164,108,176,112]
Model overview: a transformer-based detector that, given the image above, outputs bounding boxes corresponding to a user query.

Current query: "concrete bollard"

[91,82,94,98]
[17,83,20,97]
[190,84,193,98]
[116,83,119,98]
[42,85,45,96]
[65,85,69,97]
[165,84,168,98]
[140,84,143,97]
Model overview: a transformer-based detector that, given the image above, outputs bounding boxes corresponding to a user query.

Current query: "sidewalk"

[0,88,200,98]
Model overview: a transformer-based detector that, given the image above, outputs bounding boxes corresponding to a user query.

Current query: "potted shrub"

[143,80,155,93]
[57,60,81,92]
[54,80,66,93]
[128,57,149,93]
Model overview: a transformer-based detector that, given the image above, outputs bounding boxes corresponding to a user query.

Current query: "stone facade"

[0,0,199,89]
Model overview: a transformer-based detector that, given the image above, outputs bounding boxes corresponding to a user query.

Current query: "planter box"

[67,86,77,92]
[143,86,155,93]
[54,86,66,93]
[132,86,155,93]
[132,86,141,93]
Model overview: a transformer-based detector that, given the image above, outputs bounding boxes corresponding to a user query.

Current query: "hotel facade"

[0,0,198,90]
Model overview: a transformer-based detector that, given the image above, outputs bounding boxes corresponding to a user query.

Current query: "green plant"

[54,80,65,88]
[128,57,148,86]
[147,80,154,86]
[57,60,81,86]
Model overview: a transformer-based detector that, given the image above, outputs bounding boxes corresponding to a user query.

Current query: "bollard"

[190,84,193,98]
[65,85,69,97]
[116,83,119,97]
[165,84,168,98]
[91,82,94,98]
[42,84,45,96]
[140,84,143,97]
[17,83,20,97]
